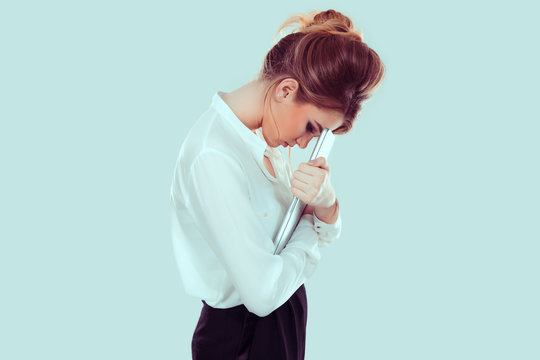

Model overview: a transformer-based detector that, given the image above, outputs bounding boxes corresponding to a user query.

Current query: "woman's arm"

[303,201,342,247]
[295,157,342,247]
[184,149,321,317]
[304,199,339,224]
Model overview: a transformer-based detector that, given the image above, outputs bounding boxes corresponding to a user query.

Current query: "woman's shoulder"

[179,142,244,180]
[179,113,245,166]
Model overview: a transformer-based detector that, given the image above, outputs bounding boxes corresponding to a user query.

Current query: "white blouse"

[170,91,342,317]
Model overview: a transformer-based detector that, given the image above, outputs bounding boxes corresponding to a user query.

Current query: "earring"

[278,93,281,98]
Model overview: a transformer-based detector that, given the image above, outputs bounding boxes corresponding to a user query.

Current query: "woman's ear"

[277,78,299,100]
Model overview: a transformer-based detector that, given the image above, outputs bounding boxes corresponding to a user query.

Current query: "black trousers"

[191,284,307,360]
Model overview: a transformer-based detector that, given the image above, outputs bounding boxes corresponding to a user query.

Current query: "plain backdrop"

[1,0,539,359]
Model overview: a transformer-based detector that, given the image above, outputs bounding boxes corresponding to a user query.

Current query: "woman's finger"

[291,178,309,194]
[290,182,309,201]
[308,156,330,171]
[298,162,328,176]
[292,169,313,185]
[291,178,318,203]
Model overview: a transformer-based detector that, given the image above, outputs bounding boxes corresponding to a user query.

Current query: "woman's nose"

[297,134,313,149]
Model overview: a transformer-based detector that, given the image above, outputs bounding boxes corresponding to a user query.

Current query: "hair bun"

[307,9,352,32]
[273,9,363,43]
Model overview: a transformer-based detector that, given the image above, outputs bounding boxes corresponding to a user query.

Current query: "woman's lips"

[280,141,294,147]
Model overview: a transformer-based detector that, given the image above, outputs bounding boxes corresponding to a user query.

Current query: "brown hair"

[258,9,385,135]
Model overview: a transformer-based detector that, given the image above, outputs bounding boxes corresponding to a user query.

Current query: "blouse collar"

[212,91,269,167]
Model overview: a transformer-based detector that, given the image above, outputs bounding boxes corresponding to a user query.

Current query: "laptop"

[273,128,336,255]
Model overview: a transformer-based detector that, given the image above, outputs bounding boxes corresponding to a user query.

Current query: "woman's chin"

[272,139,284,148]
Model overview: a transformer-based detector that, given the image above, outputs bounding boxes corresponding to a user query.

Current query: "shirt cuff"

[312,209,342,247]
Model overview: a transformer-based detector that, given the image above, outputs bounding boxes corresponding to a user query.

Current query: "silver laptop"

[273,128,335,255]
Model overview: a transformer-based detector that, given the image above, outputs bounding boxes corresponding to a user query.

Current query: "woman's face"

[262,81,344,149]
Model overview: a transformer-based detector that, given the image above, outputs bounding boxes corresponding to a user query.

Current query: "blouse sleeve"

[184,149,321,317]
[262,143,343,248]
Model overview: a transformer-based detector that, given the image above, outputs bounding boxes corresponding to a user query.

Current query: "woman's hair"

[258,9,385,135]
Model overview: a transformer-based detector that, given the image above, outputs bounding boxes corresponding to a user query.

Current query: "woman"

[170,9,385,359]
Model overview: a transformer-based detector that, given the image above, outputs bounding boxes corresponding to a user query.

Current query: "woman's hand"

[291,156,336,210]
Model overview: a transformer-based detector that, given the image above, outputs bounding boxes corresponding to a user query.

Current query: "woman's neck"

[220,79,269,131]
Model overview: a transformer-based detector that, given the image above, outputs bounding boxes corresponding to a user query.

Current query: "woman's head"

[260,77,344,149]
[258,9,385,146]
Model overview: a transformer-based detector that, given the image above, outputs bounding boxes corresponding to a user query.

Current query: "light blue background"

[1,0,538,359]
